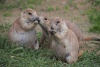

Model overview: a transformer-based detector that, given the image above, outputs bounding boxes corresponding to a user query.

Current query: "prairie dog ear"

[43,15,49,20]
[21,10,26,16]
[20,10,25,19]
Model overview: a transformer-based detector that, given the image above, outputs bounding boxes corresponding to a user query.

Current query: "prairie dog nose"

[51,27,54,30]
[36,17,40,22]
[50,31,55,35]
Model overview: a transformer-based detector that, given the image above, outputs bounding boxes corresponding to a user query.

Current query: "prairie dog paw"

[50,31,56,35]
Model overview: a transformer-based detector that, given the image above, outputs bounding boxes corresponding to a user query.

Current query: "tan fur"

[38,16,52,48]
[38,16,81,49]
[38,16,82,49]
[65,20,83,42]
[64,20,100,42]
[49,17,81,64]
[8,8,39,50]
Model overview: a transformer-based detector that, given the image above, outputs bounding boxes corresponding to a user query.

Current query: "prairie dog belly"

[11,29,36,46]
[51,39,70,59]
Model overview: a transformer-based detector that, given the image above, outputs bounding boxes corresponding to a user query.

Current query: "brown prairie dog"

[38,16,52,48]
[49,17,80,64]
[8,8,39,50]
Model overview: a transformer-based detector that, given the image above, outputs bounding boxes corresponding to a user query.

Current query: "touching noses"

[36,17,40,22]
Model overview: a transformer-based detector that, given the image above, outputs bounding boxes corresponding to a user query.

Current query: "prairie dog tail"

[82,37,100,41]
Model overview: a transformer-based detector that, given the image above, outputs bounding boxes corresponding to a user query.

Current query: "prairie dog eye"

[57,21,60,23]
[51,26,54,30]
[28,12,32,15]
[44,18,47,20]
[27,22,29,23]
[56,21,60,25]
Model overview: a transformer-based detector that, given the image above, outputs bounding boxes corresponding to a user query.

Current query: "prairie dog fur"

[8,8,39,50]
[38,16,51,48]
[49,17,79,64]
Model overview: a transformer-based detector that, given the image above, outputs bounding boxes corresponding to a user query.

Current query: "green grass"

[6,4,18,10]
[56,7,59,11]
[27,4,35,9]
[0,3,19,10]
[88,0,100,6]
[3,11,11,17]
[0,0,43,10]
[67,0,77,9]
[86,1,100,33]
[46,6,60,12]
[0,0,6,4]
[27,0,42,4]
[0,23,100,67]
[46,6,54,11]
[90,25,100,33]
[68,0,73,6]
[64,5,69,12]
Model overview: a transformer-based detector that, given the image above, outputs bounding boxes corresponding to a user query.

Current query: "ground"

[0,0,100,67]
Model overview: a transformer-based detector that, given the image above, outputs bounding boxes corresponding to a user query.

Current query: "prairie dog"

[38,16,51,48]
[49,17,79,64]
[8,8,39,50]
